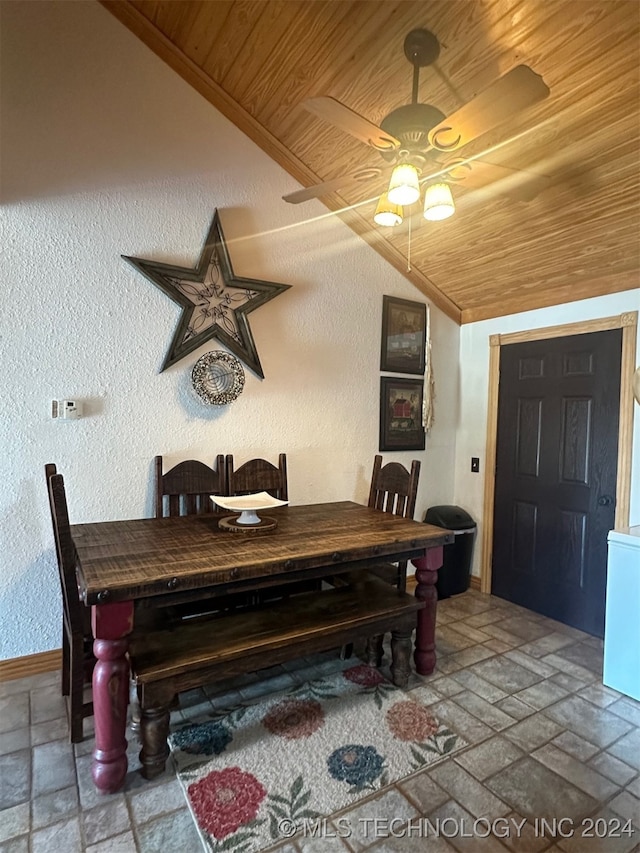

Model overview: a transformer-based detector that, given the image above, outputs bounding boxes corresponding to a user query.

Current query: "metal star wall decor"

[123,210,291,377]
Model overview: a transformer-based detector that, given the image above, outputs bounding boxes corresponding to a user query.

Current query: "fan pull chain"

[407,214,412,272]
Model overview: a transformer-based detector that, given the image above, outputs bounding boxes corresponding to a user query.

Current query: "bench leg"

[139,689,173,780]
[390,626,413,688]
[364,634,384,667]
[339,643,354,660]
[129,680,141,741]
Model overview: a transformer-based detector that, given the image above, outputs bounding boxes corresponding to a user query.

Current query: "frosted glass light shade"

[373,193,403,226]
[387,164,420,205]
[423,182,455,221]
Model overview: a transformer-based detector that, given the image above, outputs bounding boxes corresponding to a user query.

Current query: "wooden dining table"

[71,500,452,794]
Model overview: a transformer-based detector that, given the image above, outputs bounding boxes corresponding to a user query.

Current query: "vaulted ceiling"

[102,0,639,324]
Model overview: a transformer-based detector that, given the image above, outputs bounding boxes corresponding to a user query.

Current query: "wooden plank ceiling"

[102,0,640,323]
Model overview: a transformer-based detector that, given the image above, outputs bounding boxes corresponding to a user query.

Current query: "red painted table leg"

[411,546,443,675]
[91,601,134,794]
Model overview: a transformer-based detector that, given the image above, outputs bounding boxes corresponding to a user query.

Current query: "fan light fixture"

[387,163,421,205]
[373,193,403,227]
[423,182,455,221]
[374,180,456,227]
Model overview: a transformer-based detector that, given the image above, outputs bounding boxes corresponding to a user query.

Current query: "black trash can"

[424,505,477,599]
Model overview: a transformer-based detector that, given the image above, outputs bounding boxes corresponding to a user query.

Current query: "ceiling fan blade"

[303,96,401,152]
[428,65,550,152]
[443,158,552,201]
[283,167,385,204]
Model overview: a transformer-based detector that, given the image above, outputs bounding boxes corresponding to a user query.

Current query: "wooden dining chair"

[225,453,288,500]
[369,454,421,518]
[343,455,421,663]
[154,455,226,517]
[225,453,312,602]
[367,454,421,591]
[154,455,257,620]
[45,465,94,743]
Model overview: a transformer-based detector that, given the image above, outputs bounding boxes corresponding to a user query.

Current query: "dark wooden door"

[491,329,622,637]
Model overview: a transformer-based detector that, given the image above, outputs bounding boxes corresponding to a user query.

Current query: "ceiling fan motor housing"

[380,103,446,163]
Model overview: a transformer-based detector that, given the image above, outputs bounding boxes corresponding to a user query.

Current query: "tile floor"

[1,589,639,852]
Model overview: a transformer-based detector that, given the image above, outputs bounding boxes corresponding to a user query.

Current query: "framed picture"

[379,377,425,451]
[380,295,426,375]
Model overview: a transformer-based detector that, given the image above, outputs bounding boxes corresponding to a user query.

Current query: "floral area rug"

[169,662,467,853]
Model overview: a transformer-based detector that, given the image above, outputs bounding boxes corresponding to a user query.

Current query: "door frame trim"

[480,311,638,594]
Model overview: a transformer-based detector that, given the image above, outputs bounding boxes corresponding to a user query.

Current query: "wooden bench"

[129,572,424,779]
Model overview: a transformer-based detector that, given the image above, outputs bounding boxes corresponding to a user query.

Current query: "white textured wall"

[455,290,640,577]
[0,1,459,659]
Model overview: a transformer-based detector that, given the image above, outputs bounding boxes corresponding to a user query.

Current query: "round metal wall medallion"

[191,351,245,405]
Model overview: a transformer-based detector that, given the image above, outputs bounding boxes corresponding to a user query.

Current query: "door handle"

[597,494,615,507]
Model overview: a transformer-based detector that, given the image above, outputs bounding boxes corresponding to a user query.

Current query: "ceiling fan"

[283,29,550,224]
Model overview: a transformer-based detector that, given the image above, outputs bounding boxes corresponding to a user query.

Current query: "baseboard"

[469,575,481,590]
[0,649,62,683]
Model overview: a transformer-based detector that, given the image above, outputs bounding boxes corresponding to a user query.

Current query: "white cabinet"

[603,525,640,701]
